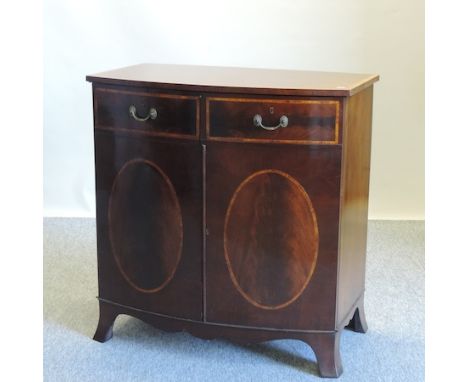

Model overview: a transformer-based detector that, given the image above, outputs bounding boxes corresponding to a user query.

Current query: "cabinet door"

[206,142,341,330]
[94,130,202,320]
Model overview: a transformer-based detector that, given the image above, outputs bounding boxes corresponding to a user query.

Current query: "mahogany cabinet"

[87,64,379,378]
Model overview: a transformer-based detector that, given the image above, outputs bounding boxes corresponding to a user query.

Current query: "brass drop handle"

[129,105,157,122]
[253,114,288,131]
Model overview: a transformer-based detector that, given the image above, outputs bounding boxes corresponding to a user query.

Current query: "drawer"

[207,97,340,144]
[93,87,200,138]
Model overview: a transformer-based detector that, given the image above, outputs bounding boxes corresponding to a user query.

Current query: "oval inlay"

[224,170,319,310]
[108,159,183,293]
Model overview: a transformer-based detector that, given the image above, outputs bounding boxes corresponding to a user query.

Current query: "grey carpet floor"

[44,219,424,381]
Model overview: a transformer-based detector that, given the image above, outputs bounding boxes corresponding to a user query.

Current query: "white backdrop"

[43,0,424,219]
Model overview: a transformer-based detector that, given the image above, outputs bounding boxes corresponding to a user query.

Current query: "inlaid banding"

[108,159,183,293]
[224,169,319,310]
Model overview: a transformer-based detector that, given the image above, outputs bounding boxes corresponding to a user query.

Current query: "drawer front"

[207,97,340,144]
[94,87,200,138]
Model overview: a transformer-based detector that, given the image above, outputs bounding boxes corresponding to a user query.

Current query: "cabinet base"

[93,297,367,378]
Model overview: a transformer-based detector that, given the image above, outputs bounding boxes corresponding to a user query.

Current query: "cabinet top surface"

[86,63,379,97]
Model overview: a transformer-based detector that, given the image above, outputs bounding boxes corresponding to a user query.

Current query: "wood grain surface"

[224,169,319,309]
[93,86,199,139]
[108,158,183,293]
[207,97,340,144]
[205,142,341,331]
[336,86,374,328]
[94,129,203,320]
[87,63,379,97]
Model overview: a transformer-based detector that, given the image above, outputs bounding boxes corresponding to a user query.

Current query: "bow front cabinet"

[86,64,378,378]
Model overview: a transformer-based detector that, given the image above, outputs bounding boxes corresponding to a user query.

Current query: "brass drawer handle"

[129,105,157,122]
[253,114,288,131]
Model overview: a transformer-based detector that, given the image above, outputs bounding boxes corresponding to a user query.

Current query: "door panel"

[206,142,341,330]
[94,129,202,319]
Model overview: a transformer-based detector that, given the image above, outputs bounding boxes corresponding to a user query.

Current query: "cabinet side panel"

[336,86,374,328]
